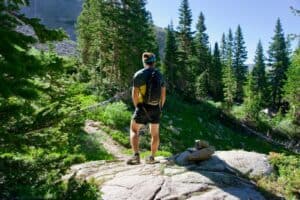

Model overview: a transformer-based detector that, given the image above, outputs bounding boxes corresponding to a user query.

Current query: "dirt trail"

[84,120,130,161]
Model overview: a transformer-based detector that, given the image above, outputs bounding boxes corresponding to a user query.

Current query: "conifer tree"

[0,1,72,198]
[268,18,290,110]
[0,0,65,100]
[210,42,223,100]
[76,0,94,65]
[220,33,227,65]
[163,22,178,90]
[194,12,211,99]
[245,41,267,119]
[177,0,193,55]
[222,29,236,108]
[251,41,268,103]
[244,74,262,120]
[283,47,300,124]
[176,0,194,95]
[226,29,234,67]
[195,71,208,100]
[222,64,236,109]
[77,0,158,92]
[195,12,210,73]
[233,25,248,102]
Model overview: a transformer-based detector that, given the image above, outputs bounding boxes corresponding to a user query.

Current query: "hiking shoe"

[126,153,140,165]
[145,155,158,164]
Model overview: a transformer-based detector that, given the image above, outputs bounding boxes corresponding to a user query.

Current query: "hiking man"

[127,52,166,165]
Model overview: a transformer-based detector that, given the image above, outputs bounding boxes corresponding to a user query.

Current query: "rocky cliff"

[21,0,83,40]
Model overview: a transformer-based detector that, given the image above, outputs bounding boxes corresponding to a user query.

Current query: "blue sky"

[146,0,300,64]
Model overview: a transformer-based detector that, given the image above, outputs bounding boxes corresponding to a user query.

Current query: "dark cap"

[142,52,156,64]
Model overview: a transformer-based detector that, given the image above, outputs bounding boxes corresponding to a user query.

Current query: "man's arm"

[132,87,139,108]
[160,86,166,108]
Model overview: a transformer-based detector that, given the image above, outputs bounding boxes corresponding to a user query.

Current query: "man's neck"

[144,65,154,68]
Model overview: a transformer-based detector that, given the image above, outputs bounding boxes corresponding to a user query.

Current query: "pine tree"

[222,29,236,108]
[220,33,227,65]
[226,29,234,68]
[195,71,208,100]
[0,1,74,198]
[116,0,158,88]
[210,42,223,100]
[0,0,65,100]
[233,25,248,102]
[163,22,178,90]
[245,41,267,119]
[76,0,94,65]
[195,12,210,73]
[176,0,194,96]
[177,0,193,55]
[251,41,268,103]
[283,47,300,124]
[244,75,262,120]
[222,64,236,109]
[76,0,158,93]
[194,12,211,99]
[268,18,290,110]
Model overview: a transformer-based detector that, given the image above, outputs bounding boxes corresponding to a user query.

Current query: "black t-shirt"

[132,67,165,103]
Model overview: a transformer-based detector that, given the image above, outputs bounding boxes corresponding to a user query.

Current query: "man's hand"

[160,86,166,109]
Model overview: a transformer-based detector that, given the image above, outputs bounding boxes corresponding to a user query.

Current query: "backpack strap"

[141,106,152,121]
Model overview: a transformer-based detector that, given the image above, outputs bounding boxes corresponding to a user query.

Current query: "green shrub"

[111,130,130,148]
[102,102,131,128]
[258,153,300,199]
[72,94,98,107]
[61,176,101,200]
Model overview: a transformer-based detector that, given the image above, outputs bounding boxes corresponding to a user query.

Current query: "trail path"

[84,120,130,161]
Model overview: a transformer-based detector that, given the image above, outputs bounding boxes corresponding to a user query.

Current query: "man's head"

[142,52,156,67]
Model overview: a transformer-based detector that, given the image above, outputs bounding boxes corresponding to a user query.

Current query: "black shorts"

[132,103,161,124]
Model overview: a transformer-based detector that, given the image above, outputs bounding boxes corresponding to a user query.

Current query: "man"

[127,52,166,165]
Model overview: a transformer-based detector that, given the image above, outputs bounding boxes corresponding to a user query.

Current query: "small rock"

[188,147,215,161]
[195,139,210,149]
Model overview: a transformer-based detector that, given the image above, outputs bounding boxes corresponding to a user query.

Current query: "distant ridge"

[21,0,83,40]
[22,0,167,59]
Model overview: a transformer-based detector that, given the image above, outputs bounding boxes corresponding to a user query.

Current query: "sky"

[146,0,300,64]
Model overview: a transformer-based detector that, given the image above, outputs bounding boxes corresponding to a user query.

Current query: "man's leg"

[130,119,141,154]
[149,123,160,157]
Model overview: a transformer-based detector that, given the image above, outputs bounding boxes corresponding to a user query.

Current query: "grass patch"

[71,132,114,161]
[159,95,288,154]
[110,130,130,148]
[87,101,131,129]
